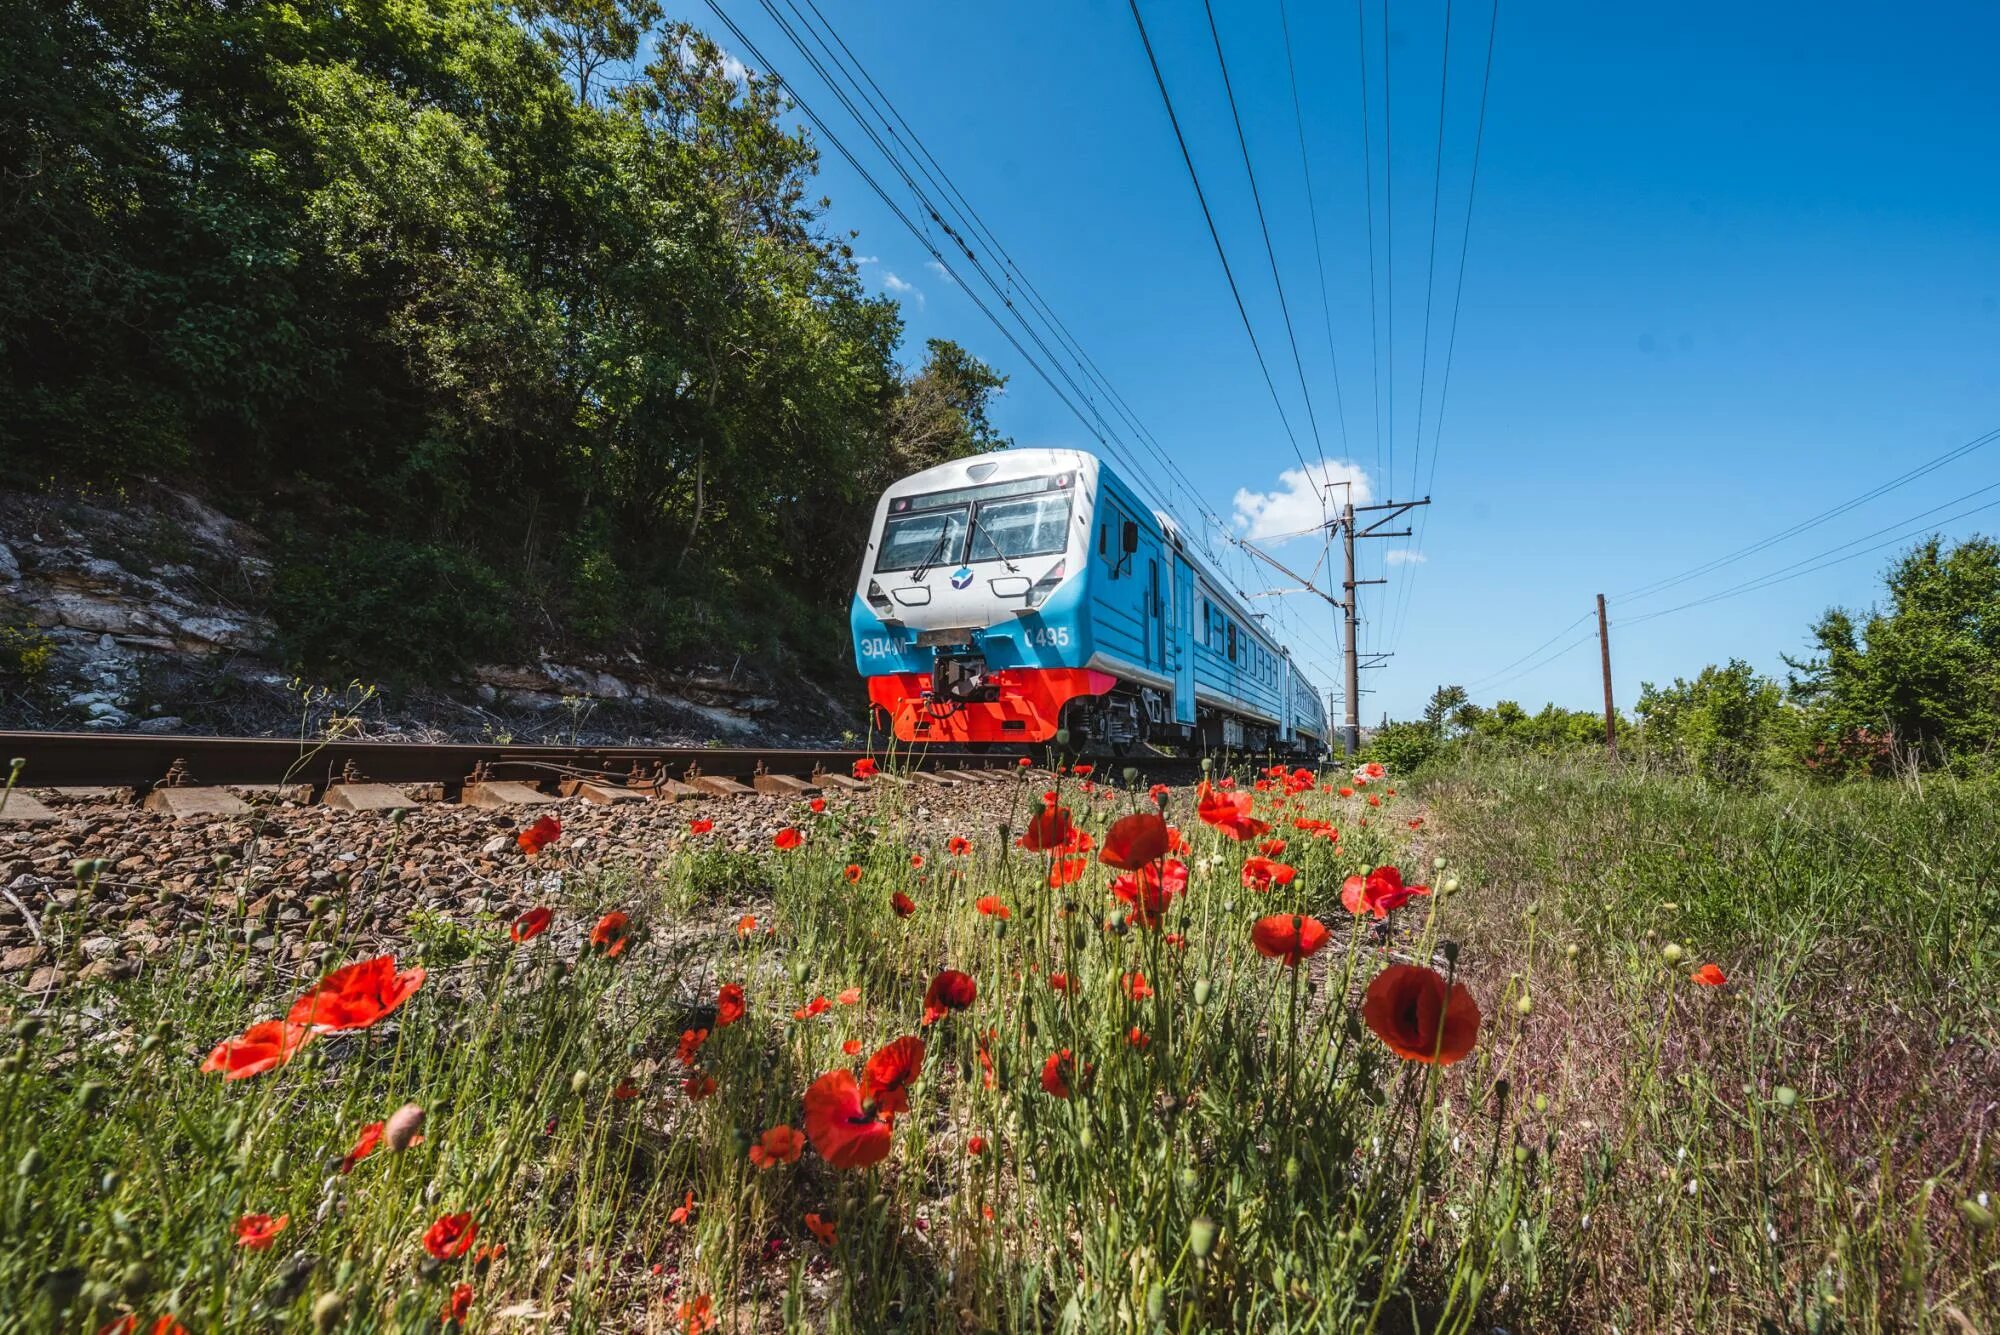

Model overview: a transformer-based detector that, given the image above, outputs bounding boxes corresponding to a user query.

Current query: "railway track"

[0,730,1072,823]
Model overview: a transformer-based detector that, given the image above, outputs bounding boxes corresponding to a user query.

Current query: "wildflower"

[1361,761,1385,779]
[861,1036,925,1114]
[1691,963,1727,986]
[843,1038,862,1055]
[1195,782,1270,840]
[683,1072,717,1100]
[717,982,746,1026]
[1251,914,1331,966]
[689,818,715,835]
[287,954,427,1032]
[1367,794,1382,808]
[517,814,561,855]
[1100,811,1170,870]
[1362,964,1481,1064]
[676,1028,710,1064]
[977,1031,997,1089]
[1112,859,1188,929]
[589,912,632,957]
[474,1243,505,1269]
[947,835,972,856]
[510,907,552,943]
[853,758,879,779]
[922,969,977,1025]
[385,1102,426,1151]
[910,852,926,870]
[809,797,827,813]
[805,1212,838,1246]
[736,914,757,937]
[669,1191,695,1225]
[1340,866,1431,920]
[1259,838,1288,857]
[235,1213,288,1249]
[1017,805,1076,851]
[1072,763,1095,777]
[1041,1049,1076,1099]
[1240,856,1297,892]
[837,987,862,1005]
[1049,972,1071,992]
[677,1294,715,1334]
[793,996,830,1020]
[423,1212,478,1259]
[610,1077,640,1102]
[1047,856,1089,888]
[975,895,1012,920]
[340,1121,385,1174]
[199,1020,312,1080]
[967,1135,987,1155]
[803,1070,893,1169]
[774,827,803,850]
[1338,787,1354,798]
[890,891,916,918]
[441,1282,473,1325]
[1121,971,1153,1000]
[748,1125,806,1168]
[1128,1027,1150,1047]
[844,864,863,884]
[1407,818,1424,831]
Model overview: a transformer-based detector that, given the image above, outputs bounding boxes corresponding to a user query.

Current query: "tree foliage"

[1,1,1006,677]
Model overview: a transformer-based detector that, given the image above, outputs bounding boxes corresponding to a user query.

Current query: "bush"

[270,535,514,681]
[1635,658,1789,782]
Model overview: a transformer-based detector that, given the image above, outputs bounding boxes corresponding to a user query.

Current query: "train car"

[851,448,1328,758]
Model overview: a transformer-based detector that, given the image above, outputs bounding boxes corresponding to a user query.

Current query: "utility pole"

[1596,592,1616,754]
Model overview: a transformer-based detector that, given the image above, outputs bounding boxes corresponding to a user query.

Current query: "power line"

[1458,612,1593,692]
[1379,0,1395,497]
[1408,0,1454,501]
[1277,0,1351,456]
[1354,0,1385,482]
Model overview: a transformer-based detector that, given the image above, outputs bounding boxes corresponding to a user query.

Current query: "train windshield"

[875,473,1074,573]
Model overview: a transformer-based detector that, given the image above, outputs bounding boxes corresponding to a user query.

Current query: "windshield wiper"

[966,510,1020,573]
[911,523,955,582]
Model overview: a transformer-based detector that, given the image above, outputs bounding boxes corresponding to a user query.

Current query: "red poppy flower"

[837,986,862,1006]
[1361,964,1480,1064]
[1017,805,1076,851]
[1099,811,1170,870]
[442,1283,473,1324]
[842,1038,863,1055]
[805,1212,838,1246]
[861,1035,925,1114]
[1111,858,1188,928]
[975,895,1012,920]
[676,1027,710,1065]
[1240,856,1297,892]
[287,955,426,1032]
[921,969,977,1025]
[910,853,925,869]
[1340,866,1431,919]
[736,915,759,939]
[717,982,745,1026]
[1040,1049,1075,1099]
[967,1135,987,1155]
[589,912,632,957]
[1691,963,1727,986]
[689,818,715,835]
[810,797,827,813]
[340,1120,385,1174]
[1363,762,1385,778]
[774,827,803,850]
[793,996,830,1020]
[1121,971,1153,1000]
[1128,1027,1150,1047]
[1017,756,1033,766]
[947,836,972,856]
[853,758,879,779]
[1047,856,1089,888]
[890,891,916,918]
[679,1294,715,1334]
[803,1070,893,1169]
[200,1020,312,1080]
[683,1072,717,1100]
[1259,838,1288,857]
[517,814,562,856]
[1368,794,1382,808]
[424,1212,478,1259]
[1338,786,1354,798]
[611,1078,640,1101]
[510,907,552,943]
[748,1124,806,1168]
[1251,914,1331,966]
[1071,763,1095,777]
[1407,818,1424,830]
[669,1191,695,1225]
[235,1212,288,1249]
[843,864,863,884]
[1195,782,1270,840]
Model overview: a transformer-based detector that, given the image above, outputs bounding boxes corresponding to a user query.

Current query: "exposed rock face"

[0,487,856,745]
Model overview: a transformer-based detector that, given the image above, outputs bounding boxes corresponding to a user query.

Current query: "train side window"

[1098,525,1106,556]
[1227,622,1237,663]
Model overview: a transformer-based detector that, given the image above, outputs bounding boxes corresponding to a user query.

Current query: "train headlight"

[1024,560,1067,609]
[865,579,895,617]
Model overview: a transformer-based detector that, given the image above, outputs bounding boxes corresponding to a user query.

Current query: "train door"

[1170,553,1196,726]
[1146,558,1165,675]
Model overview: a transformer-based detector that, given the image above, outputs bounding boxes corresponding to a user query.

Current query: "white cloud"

[882,271,924,308]
[924,259,957,285]
[852,255,880,266]
[1384,548,1427,565]
[1231,459,1374,542]
[718,50,750,83]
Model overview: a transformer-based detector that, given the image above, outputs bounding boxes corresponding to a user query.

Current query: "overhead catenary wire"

[1277,0,1352,457]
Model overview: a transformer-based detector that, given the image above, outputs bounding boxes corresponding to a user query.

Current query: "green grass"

[2,757,1995,1331]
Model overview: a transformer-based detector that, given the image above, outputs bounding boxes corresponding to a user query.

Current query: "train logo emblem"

[950,566,974,590]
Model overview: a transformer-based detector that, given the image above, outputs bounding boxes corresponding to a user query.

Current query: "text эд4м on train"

[851,448,1328,758]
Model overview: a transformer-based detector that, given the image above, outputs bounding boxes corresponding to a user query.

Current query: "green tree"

[1635,659,1788,782]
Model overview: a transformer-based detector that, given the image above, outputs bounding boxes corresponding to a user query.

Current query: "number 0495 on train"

[850,448,1328,757]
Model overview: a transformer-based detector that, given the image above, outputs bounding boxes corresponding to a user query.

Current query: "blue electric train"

[850,448,1328,757]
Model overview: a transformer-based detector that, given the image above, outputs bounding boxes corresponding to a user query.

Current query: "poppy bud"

[1146,1281,1166,1321]
[391,807,408,826]
[308,895,332,916]
[1179,1167,1199,1194]
[76,1081,109,1111]
[12,1017,40,1042]
[1193,979,1212,1007]
[1565,944,1579,960]
[1959,1198,1995,1230]
[1514,993,1532,1016]
[385,1103,425,1151]
[571,1070,590,1095]
[1189,1215,1218,1258]
[1773,1085,1798,1109]
[1284,1156,1300,1187]
[213,853,233,871]
[1078,1124,1093,1151]
[1123,767,1140,785]
[1533,1093,1549,1114]
[101,1170,121,1193]
[1441,941,1459,967]
[1441,877,1459,895]
[119,1261,151,1302]
[82,1279,118,1313]
[1055,729,1071,747]
[40,1266,83,1312]
[17,1147,44,1177]
[313,1291,347,1332]
[1661,943,1684,964]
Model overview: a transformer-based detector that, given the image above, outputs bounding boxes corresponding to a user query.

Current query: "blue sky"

[693,0,2000,721]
